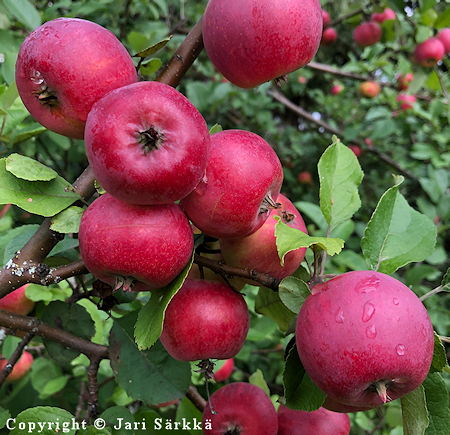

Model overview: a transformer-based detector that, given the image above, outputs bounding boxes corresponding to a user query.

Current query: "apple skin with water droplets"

[296,270,434,410]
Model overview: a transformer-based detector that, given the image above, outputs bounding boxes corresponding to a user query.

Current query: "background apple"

[0,284,34,315]
[202,382,278,434]
[202,0,322,88]
[371,8,396,23]
[348,144,362,157]
[437,28,450,54]
[353,22,382,47]
[396,94,416,110]
[160,279,249,361]
[15,18,137,139]
[180,129,283,239]
[359,81,380,98]
[321,27,338,46]
[213,358,235,382]
[0,351,33,382]
[396,72,414,90]
[413,38,445,66]
[85,81,210,205]
[277,404,351,435]
[331,84,344,95]
[79,194,193,292]
[296,271,435,409]
[322,10,331,28]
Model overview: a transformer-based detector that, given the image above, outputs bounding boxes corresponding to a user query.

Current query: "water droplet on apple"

[396,344,406,356]
[366,324,377,339]
[335,307,345,323]
[362,301,375,322]
[355,275,380,294]
[393,298,399,305]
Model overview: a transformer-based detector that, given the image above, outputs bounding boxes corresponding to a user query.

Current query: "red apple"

[85,81,210,205]
[413,38,445,67]
[219,194,307,284]
[15,18,137,139]
[348,145,362,158]
[396,72,414,90]
[321,27,338,46]
[359,81,380,98]
[322,396,374,413]
[160,279,249,361]
[298,76,307,84]
[396,93,416,110]
[180,130,283,239]
[364,138,374,148]
[371,8,396,23]
[277,404,351,434]
[353,22,382,47]
[322,10,331,27]
[296,271,435,409]
[331,85,344,95]
[202,382,278,434]
[437,28,450,54]
[202,0,322,88]
[0,284,35,315]
[297,171,314,185]
[213,358,235,382]
[0,351,33,382]
[78,194,193,292]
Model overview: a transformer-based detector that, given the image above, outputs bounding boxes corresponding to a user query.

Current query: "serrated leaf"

[3,0,41,30]
[133,35,172,58]
[430,332,449,373]
[278,276,310,315]
[401,385,429,435]
[254,286,295,332]
[423,372,450,434]
[361,176,437,274]
[318,138,364,231]
[9,123,46,146]
[110,312,191,406]
[282,340,326,411]
[134,253,193,350]
[50,206,84,234]
[0,158,81,217]
[249,369,270,396]
[5,153,58,181]
[275,216,344,265]
[11,407,75,435]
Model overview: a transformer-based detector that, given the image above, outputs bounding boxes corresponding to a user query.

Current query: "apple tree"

[0,0,449,434]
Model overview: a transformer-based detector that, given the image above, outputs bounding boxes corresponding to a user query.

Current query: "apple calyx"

[225,427,241,435]
[33,85,58,107]
[139,126,164,154]
[114,275,135,292]
[260,194,281,214]
[370,380,392,404]
[281,210,295,223]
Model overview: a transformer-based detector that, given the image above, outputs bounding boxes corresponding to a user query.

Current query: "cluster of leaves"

[0,0,449,434]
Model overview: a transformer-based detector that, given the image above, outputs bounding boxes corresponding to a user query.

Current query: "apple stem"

[260,195,281,215]
[195,359,218,414]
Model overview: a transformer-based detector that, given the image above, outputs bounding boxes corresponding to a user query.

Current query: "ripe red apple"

[213,358,235,382]
[331,84,344,95]
[359,81,380,98]
[371,8,396,23]
[322,396,374,413]
[277,404,351,435]
[78,194,193,292]
[219,194,308,284]
[348,145,362,158]
[321,27,338,46]
[396,72,414,90]
[15,18,137,139]
[413,38,445,67]
[85,81,210,205]
[180,130,283,239]
[353,22,382,47]
[0,351,33,382]
[322,10,331,27]
[437,28,450,54]
[396,93,416,110]
[202,0,322,88]
[0,284,35,315]
[297,171,314,185]
[296,271,435,410]
[202,382,278,434]
[160,279,249,361]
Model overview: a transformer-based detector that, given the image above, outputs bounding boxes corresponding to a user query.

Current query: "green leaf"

[140,58,162,76]
[401,385,429,435]
[209,124,223,135]
[134,253,193,350]
[133,36,172,58]
[0,158,81,217]
[10,407,75,435]
[423,372,450,434]
[176,397,202,435]
[275,216,344,265]
[430,332,449,373]
[9,123,47,146]
[0,406,11,430]
[1,224,39,266]
[282,340,326,411]
[278,276,310,315]
[100,406,134,435]
[5,154,58,181]
[254,286,295,332]
[361,176,437,274]
[434,6,450,28]
[318,138,364,231]
[3,0,41,30]
[50,206,84,234]
[109,312,191,406]
[1,82,19,111]
[249,369,271,396]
